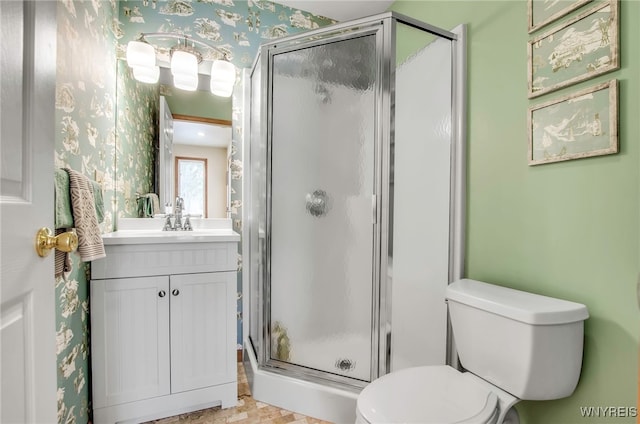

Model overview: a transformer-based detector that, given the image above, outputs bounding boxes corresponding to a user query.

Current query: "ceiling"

[173,120,231,148]
[276,0,394,21]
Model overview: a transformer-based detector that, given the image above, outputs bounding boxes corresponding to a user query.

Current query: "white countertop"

[102,218,240,245]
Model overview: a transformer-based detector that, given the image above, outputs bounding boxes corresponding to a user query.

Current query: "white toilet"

[356,279,589,424]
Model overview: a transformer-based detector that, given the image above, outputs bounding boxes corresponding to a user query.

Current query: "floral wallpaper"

[55,1,118,423]
[231,79,245,351]
[115,59,159,218]
[54,0,334,422]
[117,0,335,69]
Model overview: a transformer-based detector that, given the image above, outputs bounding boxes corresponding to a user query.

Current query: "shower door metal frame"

[250,12,465,391]
[261,18,387,390]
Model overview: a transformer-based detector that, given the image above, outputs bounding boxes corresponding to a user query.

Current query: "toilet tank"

[446,279,589,400]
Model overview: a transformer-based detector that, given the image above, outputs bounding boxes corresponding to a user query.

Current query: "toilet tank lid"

[446,279,589,325]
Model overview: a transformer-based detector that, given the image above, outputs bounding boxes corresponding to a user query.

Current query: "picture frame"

[528,79,618,166]
[528,0,592,33]
[527,0,619,99]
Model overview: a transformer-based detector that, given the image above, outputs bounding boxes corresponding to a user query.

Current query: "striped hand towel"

[65,168,105,262]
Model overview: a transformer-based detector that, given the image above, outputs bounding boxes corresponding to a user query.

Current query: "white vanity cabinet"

[90,235,239,424]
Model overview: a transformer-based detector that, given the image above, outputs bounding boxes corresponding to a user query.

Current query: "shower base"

[285,333,371,381]
[243,339,359,423]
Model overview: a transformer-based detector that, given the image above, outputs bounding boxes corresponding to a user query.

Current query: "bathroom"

[1,0,638,423]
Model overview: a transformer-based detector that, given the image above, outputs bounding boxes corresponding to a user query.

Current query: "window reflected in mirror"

[176,157,207,217]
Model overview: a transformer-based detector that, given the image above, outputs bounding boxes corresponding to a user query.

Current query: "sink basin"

[102,218,240,245]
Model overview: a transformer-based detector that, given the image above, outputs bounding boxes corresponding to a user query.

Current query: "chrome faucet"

[183,214,192,231]
[163,215,173,231]
[161,197,192,231]
[174,196,184,231]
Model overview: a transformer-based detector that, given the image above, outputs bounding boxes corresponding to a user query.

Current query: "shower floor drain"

[335,358,356,372]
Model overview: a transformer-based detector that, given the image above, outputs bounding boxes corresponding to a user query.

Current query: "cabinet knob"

[158,290,166,298]
[172,289,180,296]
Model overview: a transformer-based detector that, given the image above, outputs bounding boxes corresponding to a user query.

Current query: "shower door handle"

[305,189,330,217]
[372,195,377,224]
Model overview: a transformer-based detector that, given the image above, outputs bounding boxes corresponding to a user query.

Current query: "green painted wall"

[163,87,232,121]
[391,1,639,423]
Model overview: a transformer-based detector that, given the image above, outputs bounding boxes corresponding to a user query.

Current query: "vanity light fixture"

[170,49,199,91]
[209,59,236,97]
[126,40,156,68]
[126,40,160,84]
[170,50,199,78]
[132,65,160,84]
[125,33,235,97]
[173,73,199,92]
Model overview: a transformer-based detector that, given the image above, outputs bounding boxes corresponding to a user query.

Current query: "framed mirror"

[116,60,232,219]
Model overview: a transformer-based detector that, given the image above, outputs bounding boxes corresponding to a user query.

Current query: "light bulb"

[210,60,235,97]
[210,80,233,97]
[132,65,160,84]
[173,74,199,91]
[126,41,156,69]
[171,50,198,78]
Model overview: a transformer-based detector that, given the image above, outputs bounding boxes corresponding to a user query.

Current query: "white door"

[0,1,57,422]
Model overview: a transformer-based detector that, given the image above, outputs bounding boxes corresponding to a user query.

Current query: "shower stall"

[243,12,466,422]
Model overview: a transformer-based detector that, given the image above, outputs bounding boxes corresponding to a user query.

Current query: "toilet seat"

[356,365,499,424]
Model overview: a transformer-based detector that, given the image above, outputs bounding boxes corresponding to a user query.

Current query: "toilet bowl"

[356,366,507,424]
[356,279,589,424]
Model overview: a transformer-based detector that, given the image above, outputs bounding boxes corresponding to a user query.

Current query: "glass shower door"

[267,33,378,382]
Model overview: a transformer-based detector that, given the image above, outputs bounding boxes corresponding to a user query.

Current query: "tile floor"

[145,363,334,424]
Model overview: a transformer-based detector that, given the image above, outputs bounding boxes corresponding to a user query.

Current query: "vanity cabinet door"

[91,276,171,408]
[169,272,236,394]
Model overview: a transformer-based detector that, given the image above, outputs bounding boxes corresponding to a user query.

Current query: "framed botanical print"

[528,0,619,98]
[528,0,592,33]
[528,80,618,165]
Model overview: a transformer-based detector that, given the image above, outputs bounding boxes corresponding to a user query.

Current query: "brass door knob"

[35,227,78,257]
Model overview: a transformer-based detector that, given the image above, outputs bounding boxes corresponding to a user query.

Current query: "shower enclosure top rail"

[258,11,457,51]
